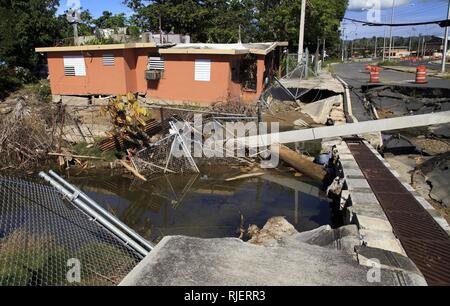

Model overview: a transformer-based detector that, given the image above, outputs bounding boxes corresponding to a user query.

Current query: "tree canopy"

[0,0,60,71]
[0,0,348,74]
[123,0,348,52]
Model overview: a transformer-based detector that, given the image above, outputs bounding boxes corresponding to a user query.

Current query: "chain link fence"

[0,176,142,286]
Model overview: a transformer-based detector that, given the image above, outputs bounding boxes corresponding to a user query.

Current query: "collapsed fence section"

[0,176,143,286]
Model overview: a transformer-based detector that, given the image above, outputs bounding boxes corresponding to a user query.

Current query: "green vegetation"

[0,229,136,286]
[71,142,118,162]
[0,67,23,99]
[377,60,402,67]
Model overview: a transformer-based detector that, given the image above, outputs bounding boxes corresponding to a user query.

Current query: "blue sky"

[343,0,450,38]
[57,0,132,17]
[57,0,449,39]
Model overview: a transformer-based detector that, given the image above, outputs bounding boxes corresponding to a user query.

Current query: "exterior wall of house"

[146,54,233,105]
[47,50,129,95]
[46,48,267,105]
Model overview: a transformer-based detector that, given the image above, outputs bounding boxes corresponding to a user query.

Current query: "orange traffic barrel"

[369,66,381,83]
[416,66,427,84]
[365,64,372,73]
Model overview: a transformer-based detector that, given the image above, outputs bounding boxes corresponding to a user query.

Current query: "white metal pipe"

[39,172,150,257]
[229,111,450,148]
[298,0,306,63]
[48,170,154,252]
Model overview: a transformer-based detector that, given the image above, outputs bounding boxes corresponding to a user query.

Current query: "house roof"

[36,41,288,55]
[35,42,160,53]
[159,42,288,55]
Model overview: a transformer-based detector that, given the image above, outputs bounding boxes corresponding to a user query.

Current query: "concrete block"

[52,94,62,103]
[356,215,393,232]
[336,145,351,154]
[339,153,356,161]
[92,97,109,106]
[346,179,371,190]
[359,229,406,256]
[340,160,360,169]
[343,168,365,178]
[62,95,89,106]
[119,235,423,286]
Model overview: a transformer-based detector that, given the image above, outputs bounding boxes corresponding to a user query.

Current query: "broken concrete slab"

[300,95,343,125]
[120,235,425,286]
[429,124,450,139]
[247,217,298,247]
[285,224,361,255]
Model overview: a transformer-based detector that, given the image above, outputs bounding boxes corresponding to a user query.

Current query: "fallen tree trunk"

[226,172,265,182]
[119,160,147,182]
[272,144,326,183]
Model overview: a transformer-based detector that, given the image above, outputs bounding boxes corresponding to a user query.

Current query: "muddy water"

[67,167,331,245]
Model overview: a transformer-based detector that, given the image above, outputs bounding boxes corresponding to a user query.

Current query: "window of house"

[63,55,86,76]
[148,54,165,71]
[103,53,115,66]
[195,59,211,82]
[231,60,240,82]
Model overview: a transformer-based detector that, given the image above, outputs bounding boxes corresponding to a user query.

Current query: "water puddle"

[67,167,332,244]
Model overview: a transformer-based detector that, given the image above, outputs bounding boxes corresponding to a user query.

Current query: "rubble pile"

[0,101,57,170]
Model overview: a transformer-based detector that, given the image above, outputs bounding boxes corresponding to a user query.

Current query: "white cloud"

[348,0,411,11]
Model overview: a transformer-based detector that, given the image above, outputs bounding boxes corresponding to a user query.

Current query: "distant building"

[35,42,288,105]
[426,36,450,56]
[383,48,411,59]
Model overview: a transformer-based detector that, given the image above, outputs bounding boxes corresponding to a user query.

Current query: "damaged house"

[35,42,288,105]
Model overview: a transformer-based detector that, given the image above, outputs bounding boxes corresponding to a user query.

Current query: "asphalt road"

[334,62,450,121]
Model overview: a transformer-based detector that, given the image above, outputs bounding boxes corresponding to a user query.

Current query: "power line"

[343,17,450,27]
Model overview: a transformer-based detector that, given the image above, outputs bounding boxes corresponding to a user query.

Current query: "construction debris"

[119,160,147,182]
[0,101,56,170]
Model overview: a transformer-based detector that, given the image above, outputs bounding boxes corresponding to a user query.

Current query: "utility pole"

[351,38,354,59]
[298,0,307,63]
[418,34,422,57]
[341,26,345,62]
[388,0,396,61]
[374,36,378,58]
[383,17,387,61]
[441,0,450,73]
[238,24,242,44]
[322,38,326,62]
[422,38,426,57]
[73,23,79,46]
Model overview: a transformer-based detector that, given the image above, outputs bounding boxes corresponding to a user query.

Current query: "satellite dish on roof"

[66,8,81,24]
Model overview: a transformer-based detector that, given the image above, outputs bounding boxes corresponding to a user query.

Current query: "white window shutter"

[195,59,211,82]
[148,56,165,70]
[63,56,86,76]
[103,53,115,66]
